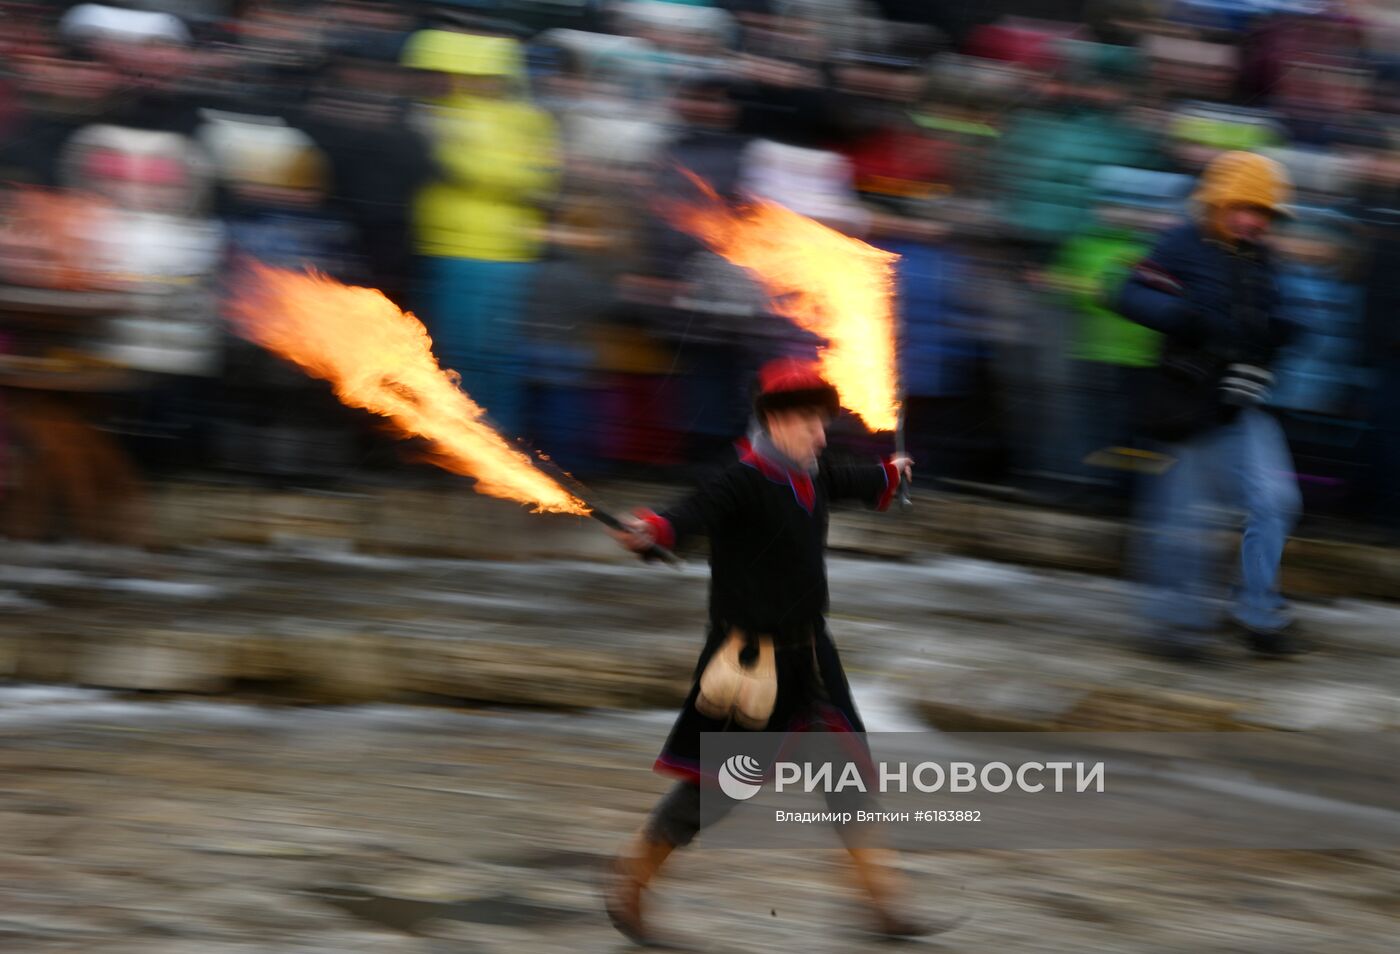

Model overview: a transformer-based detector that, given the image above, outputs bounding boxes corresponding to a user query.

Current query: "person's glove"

[1219,363,1274,407]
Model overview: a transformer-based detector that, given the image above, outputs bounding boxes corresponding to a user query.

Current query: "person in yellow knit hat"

[1114,151,1306,660]
[402,29,560,437]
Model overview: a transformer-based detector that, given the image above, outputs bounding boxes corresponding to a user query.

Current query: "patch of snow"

[849,679,930,733]
[0,685,111,705]
[406,589,549,612]
[907,556,1039,587]
[99,579,225,599]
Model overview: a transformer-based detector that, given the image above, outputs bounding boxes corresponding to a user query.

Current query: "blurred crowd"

[0,0,1398,543]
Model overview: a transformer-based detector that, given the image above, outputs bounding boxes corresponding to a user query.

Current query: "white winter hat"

[60,4,192,46]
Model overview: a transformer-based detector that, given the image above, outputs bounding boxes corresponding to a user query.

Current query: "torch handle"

[895,404,912,512]
[590,508,682,568]
[518,447,682,569]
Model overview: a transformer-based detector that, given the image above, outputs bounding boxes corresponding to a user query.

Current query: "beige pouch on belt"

[696,629,777,730]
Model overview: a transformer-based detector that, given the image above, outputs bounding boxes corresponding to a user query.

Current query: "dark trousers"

[1368,352,1400,534]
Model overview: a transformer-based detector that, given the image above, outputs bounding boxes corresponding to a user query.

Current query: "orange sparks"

[671,179,900,432]
[230,265,589,515]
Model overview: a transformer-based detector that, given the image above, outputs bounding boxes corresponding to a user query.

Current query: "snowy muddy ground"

[1,544,1399,951]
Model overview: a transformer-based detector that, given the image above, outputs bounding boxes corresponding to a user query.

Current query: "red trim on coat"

[633,508,676,551]
[875,458,900,512]
[1133,260,1186,297]
[654,753,702,782]
[787,703,859,734]
[736,437,815,513]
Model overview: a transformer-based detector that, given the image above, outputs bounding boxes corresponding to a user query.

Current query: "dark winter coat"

[300,111,433,303]
[1114,221,1298,441]
[647,128,750,283]
[1357,185,1400,356]
[639,438,899,779]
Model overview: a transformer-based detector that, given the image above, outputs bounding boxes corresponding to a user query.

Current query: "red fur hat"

[753,357,840,418]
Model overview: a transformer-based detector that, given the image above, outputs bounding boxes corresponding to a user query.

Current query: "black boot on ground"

[1232,620,1309,659]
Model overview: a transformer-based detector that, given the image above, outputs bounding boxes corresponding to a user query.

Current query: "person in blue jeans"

[1115,151,1305,659]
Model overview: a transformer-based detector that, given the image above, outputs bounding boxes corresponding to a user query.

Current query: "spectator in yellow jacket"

[403,29,560,437]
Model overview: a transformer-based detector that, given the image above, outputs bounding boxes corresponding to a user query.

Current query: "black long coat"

[640,438,899,780]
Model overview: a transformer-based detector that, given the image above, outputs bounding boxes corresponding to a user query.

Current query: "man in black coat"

[603,358,930,944]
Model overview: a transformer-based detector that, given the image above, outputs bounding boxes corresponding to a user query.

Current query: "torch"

[667,180,907,501]
[526,450,682,567]
[230,264,682,566]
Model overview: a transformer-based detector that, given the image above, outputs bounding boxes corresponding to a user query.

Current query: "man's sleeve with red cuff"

[874,458,901,512]
[633,508,676,550]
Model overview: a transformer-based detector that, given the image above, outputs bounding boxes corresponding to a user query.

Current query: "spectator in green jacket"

[1043,165,1192,504]
[996,40,1158,252]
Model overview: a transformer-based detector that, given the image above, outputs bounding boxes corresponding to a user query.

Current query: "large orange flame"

[672,181,900,432]
[231,265,588,515]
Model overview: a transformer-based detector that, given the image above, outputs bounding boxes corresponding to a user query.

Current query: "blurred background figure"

[301,39,433,309]
[1356,136,1400,540]
[205,120,356,279]
[990,33,1159,498]
[626,74,757,469]
[996,37,1157,251]
[0,183,147,543]
[0,24,119,187]
[1042,165,1190,509]
[61,122,223,474]
[203,115,368,482]
[403,27,560,441]
[59,2,202,134]
[1266,207,1369,514]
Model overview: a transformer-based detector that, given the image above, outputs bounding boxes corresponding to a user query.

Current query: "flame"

[230,265,589,515]
[671,179,900,432]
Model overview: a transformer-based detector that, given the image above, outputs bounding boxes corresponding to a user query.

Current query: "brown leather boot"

[847,846,961,938]
[604,832,676,946]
